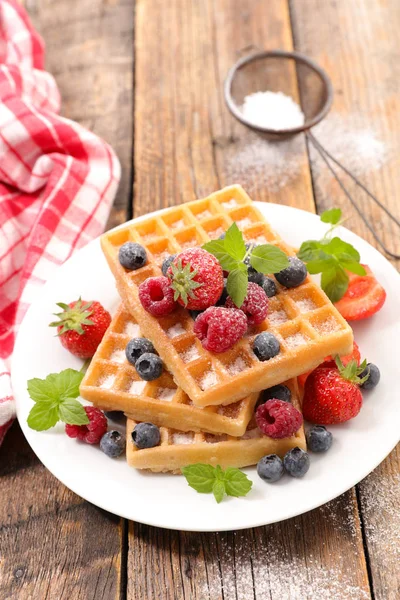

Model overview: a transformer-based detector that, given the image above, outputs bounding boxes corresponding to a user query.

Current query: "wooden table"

[1,1,399,598]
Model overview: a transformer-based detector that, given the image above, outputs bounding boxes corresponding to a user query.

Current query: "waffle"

[126,379,306,473]
[101,185,353,407]
[80,305,259,436]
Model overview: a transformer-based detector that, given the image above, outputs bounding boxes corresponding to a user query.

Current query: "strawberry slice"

[334,265,386,321]
[298,341,360,387]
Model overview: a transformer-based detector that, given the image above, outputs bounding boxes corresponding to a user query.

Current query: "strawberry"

[302,357,368,424]
[298,341,361,387]
[49,298,111,359]
[334,264,386,321]
[167,248,224,310]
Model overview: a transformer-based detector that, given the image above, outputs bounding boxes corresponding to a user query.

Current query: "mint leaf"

[181,464,216,494]
[224,222,246,261]
[322,237,360,262]
[250,245,289,274]
[27,377,58,403]
[212,480,226,503]
[340,261,366,276]
[321,267,349,303]
[305,255,336,274]
[224,468,253,497]
[226,267,248,308]
[297,240,323,262]
[27,402,60,431]
[320,208,342,225]
[53,369,85,400]
[59,397,89,425]
[202,240,241,272]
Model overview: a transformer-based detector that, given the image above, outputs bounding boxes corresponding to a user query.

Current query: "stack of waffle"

[80,186,353,473]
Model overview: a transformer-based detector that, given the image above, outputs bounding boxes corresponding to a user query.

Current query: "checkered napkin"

[0,1,121,445]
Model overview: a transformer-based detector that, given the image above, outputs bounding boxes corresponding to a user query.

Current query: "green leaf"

[27,402,60,431]
[297,240,323,262]
[53,369,85,401]
[224,468,253,498]
[340,262,366,276]
[250,245,289,275]
[322,237,360,262]
[320,208,342,225]
[27,377,58,404]
[212,480,226,504]
[224,223,247,261]
[202,240,241,272]
[305,255,337,274]
[226,268,248,308]
[59,398,90,425]
[181,464,216,494]
[321,267,349,303]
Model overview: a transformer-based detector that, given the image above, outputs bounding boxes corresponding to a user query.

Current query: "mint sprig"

[181,463,252,503]
[27,369,88,431]
[203,223,289,307]
[297,208,366,303]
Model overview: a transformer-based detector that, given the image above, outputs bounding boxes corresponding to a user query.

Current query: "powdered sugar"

[285,332,308,348]
[167,323,186,338]
[171,218,185,230]
[197,209,212,220]
[100,374,115,389]
[268,309,288,325]
[222,198,238,209]
[207,226,225,239]
[236,217,252,229]
[199,369,218,390]
[181,344,200,363]
[157,387,176,402]
[227,356,248,375]
[172,432,194,445]
[124,322,140,337]
[129,379,146,394]
[313,316,340,335]
[110,348,126,363]
[295,298,316,313]
[241,91,305,131]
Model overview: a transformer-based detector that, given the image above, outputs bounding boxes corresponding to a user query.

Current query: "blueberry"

[359,363,380,390]
[104,411,126,423]
[257,454,284,483]
[275,257,307,288]
[125,337,156,366]
[307,425,333,452]
[259,384,291,404]
[247,267,264,286]
[100,430,126,458]
[119,242,147,270]
[283,447,310,478]
[253,332,280,361]
[190,310,203,320]
[135,352,163,381]
[161,254,176,276]
[261,277,277,298]
[132,422,161,449]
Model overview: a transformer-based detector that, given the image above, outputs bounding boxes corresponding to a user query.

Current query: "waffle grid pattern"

[126,379,306,473]
[80,305,259,436]
[101,185,353,407]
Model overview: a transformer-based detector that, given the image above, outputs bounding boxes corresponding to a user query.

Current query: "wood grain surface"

[1,0,398,599]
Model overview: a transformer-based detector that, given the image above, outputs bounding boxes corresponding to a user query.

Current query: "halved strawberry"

[298,341,361,387]
[334,265,386,321]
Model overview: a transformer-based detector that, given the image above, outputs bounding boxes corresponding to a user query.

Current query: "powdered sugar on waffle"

[295,298,316,313]
[124,322,140,337]
[100,374,115,389]
[181,344,200,363]
[268,309,288,325]
[199,369,218,390]
[129,380,146,394]
[110,349,126,363]
[285,332,308,348]
[172,432,194,445]
[157,388,176,402]
[167,323,186,338]
[314,317,340,335]
[227,356,248,376]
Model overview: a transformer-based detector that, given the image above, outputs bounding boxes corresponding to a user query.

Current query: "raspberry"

[255,400,303,439]
[193,306,247,353]
[138,276,176,317]
[65,406,108,444]
[168,248,224,310]
[226,282,268,326]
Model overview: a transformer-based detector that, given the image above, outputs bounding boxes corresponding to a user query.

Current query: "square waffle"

[101,185,353,407]
[126,379,306,473]
[80,305,259,436]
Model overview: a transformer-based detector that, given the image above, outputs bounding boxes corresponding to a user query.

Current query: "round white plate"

[12,202,400,531]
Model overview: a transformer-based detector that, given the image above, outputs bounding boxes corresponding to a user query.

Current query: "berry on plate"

[119,242,147,270]
[306,425,333,452]
[334,264,386,321]
[138,276,177,317]
[65,406,107,444]
[100,430,126,458]
[49,298,111,359]
[298,340,361,387]
[167,248,224,310]
[135,352,163,381]
[302,358,368,424]
[125,337,156,366]
[252,332,280,361]
[247,266,264,286]
[260,276,277,298]
[259,384,292,404]
[274,257,307,288]
[132,422,161,449]
[283,447,310,478]
[257,454,284,483]
[255,400,303,439]
[193,306,247,353]
[225,282,268,326]
[359,362,380,390]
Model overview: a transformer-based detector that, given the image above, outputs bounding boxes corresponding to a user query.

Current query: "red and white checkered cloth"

[0,1,121,445]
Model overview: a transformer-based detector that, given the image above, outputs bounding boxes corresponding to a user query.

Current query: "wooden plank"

[290,1,400,598]
[25,0,135,228]
[0,1,135,598]
[130,1,371,598]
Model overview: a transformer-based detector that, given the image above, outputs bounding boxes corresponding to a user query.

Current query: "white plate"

[12,202,400,532]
